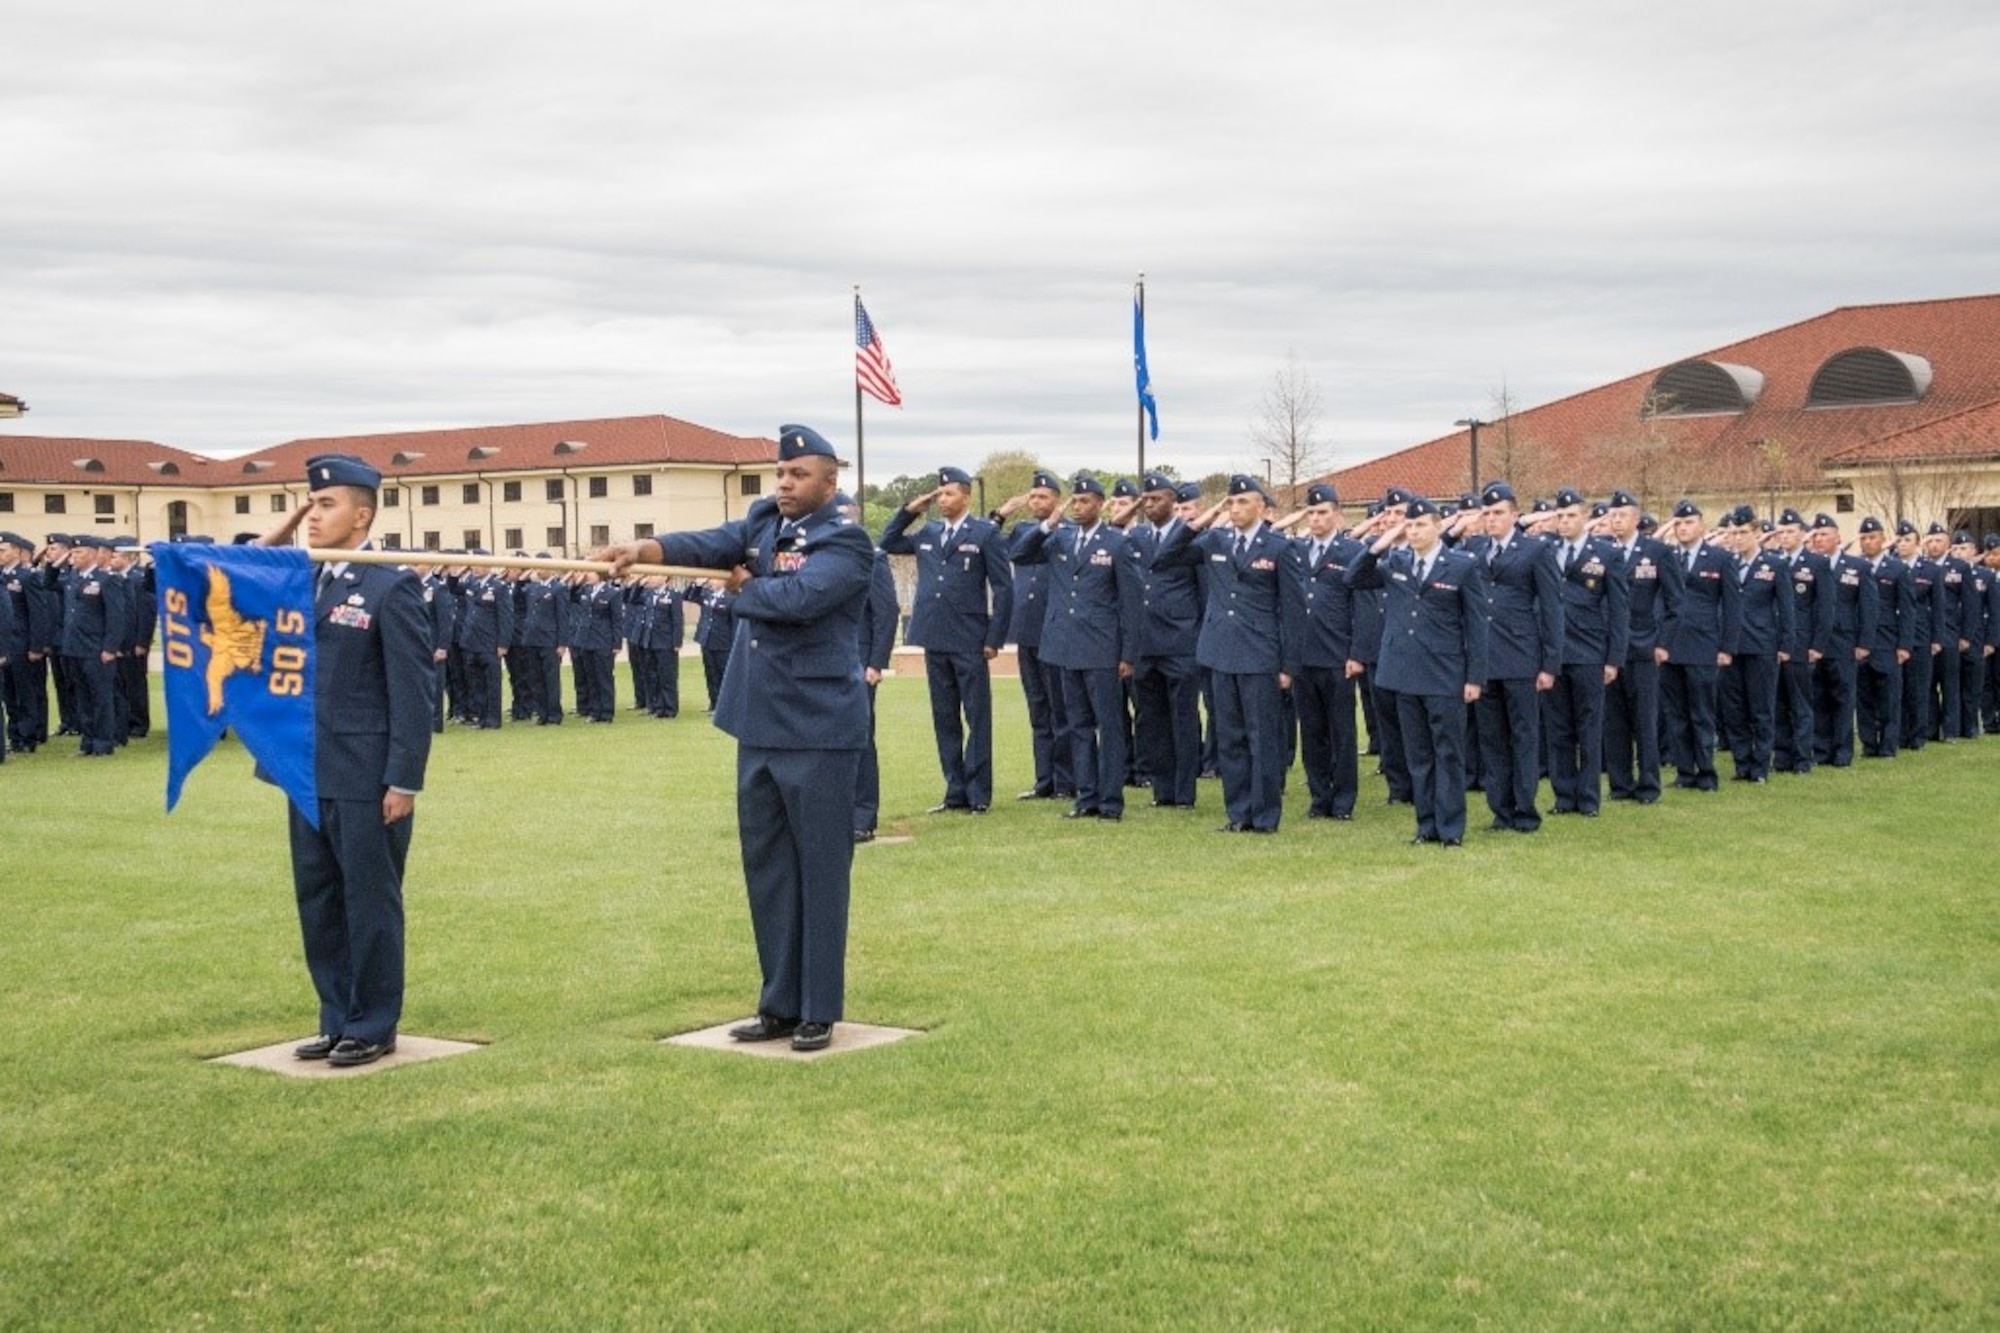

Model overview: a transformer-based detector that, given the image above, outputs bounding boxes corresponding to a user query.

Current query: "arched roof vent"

[468,445,501,460]
[241,460,274,474]
[391,450,425,466]
[1643,360,1764,416]
[553,440,589,456]
[1808,348,1932,407]
[72,457,106,473]
[149,460,181,475]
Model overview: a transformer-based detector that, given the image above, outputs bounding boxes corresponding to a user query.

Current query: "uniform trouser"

[1291,663,1357,818]
[289,797,412,1046]
[1813,653,1859,763]
[444,646,469,720]
[648,647,679,716]
[1856,656,1902,757]
[1135,653,1202,807]
[73,654,118,755]
[1958,650,1987,738]
[537,647,565,722]
[1060,665,1129,817]
[1545,664,1607,813]
[1463,699,1483,790]
[1122,676,1144,781]
[507,645,535,718]
[1213,670,1286,831]
[1773,657,1816,772]
[1370,672,1412,801]
[702,647,729,709]
[1477,676,1544,829]
[1396,690,1469,843]
[466,649,504,726]
[1901,647,1933,750]
[118,652,150,738]
[629,644,653,710]
[1662,660,1721,787]
[1358,664,1381,754]
[925,650,992,808]
[1720,653,1779,778]
[854,683,881,833]
[1985,650,2000,731]
[1606,654,1664,798]
[53,652,79,733]
[431,660,447,732]
[739,745,857,1024]
[1199,668,1219,774]
[575,648,615,720]
[11,654,49,744]
[1930,644,1960,740]
[1016,643,1066,796]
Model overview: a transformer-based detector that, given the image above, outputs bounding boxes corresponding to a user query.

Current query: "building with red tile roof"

[1329,295,2000,535]
[0,391,25,418]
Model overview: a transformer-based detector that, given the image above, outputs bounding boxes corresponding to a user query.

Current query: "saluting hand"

[904,488,942,516]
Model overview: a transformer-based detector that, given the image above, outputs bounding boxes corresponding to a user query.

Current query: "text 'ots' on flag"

[149,542,319,826]
[1134,288,1160,441]
[855,295,903,407]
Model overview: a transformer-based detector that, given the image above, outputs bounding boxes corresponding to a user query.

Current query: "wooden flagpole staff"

[296,547,718,582]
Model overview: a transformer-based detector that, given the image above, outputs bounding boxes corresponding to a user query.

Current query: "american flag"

[855,295,902,407]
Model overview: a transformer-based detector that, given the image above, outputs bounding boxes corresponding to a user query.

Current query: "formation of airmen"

[882,468,2000,845]
[0,532,156,762]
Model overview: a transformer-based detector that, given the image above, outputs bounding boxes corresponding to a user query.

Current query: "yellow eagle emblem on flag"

[198,565,268,716]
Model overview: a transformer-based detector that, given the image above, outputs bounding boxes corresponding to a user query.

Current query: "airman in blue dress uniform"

[264,454,434,1068]
[60,536,131,758]
[1280,482,1363,820]
[1120,471,1206,810]
[1716,508,1793,782]
[1541,488,1628,815]
[599,424,873,1053]
[1855,516,1917,758]
[1771,509,1832,774]
[1660,500,1744,791]
[879,465,1013,813]
[994,471,1072,801]
[847,492,900,843]
[1468,482,1563,831]
[1895,521,1940,751]
[1602,490,1683,801]
[1809,513,1876,765]
[1955,531,1992,737]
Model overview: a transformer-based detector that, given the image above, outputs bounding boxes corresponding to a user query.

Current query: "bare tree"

[1250,352,1330,506]
[1480,382,1562,501]
[1846,456,1989,530]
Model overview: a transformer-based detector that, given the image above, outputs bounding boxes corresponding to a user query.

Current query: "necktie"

[1415,554,1430,585]
[1566,543,1581,574]
[1312,541,1325,568]
[941,524,956,548]
[317,566,335,600]
[1684,547,1695,572]
[1235,533,1249,558]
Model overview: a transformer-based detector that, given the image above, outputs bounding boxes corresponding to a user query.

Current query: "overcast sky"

[5,1,1997,485]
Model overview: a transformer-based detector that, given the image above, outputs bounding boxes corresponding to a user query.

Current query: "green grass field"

[2,663,1995,1329]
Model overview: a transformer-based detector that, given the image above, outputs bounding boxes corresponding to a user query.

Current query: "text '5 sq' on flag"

[855,295,902,407]
[150,542,319,826]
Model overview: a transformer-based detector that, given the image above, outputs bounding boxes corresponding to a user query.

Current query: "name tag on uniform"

[1582,559,1605,577]
[1434,582,1459,592]
[1634,562,1657,580]
[1755,567,1776,582]
[957,543,980,554]
[1250,558,1275,571]
[1210,553,1228,563]
[1090,550,1114,566]
[330,605,373,630]
[1699,569,1720,580]
[1840,571,1860,586]
[918,543,934,552]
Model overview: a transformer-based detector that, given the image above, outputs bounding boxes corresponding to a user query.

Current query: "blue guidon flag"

[149,542,318,825]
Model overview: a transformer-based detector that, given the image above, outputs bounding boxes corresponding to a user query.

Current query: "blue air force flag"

[150,543,318,826]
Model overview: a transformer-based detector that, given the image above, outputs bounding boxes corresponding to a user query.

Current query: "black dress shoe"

[729,1014,800,1042]
[294,1034,339,1061]
[852,829,876,844]
[1098,811,1122,822]
[1017,789,1056,801]
[1409,834,1440,845]
[328,1038,395,1068]
[791,1022,833,1052]
[925,803,969,815]
[1441,837,1463,847]
[1061,808,1099,820]
[1216,823,1243,833]
[968,804,989,814]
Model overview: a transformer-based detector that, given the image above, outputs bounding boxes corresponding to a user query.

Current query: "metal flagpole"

[278,547,715,581]
[1136,273,1147,478]
[853,285,867,506]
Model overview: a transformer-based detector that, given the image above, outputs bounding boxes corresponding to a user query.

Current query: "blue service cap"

[1760,520,1776,534]
[1530,496,1554,514]
[1984,534,2000,550]
[1458,492,1480,510]
[1954,529,1973,544]
[1810,513,1838,531]
[777,424,839,461]
[1227,474,1261,497]
[1071,473,1105,497]
[1175,481,1203,503]
[1405,496,1441,520]
[44,532,72,545]
[1141,471,1177,494]
[1112,477,1140,498]
[1552,487,1585,509]
[1672,499,1702,519]
[1030,470,1062,492]
[1732,504,1756,526]
[1364,501,1384,518]
[1926,521,1948,536]
[1481,481,1517,507]
[1590,502,1610,520]
[1608,489,1640,510]
[74,534,108,550]
[1305,482,1339,507]
[1858,516,1884,535]
[1384,486,1413,506]
[1638,513,1659,533]
[0,531,30,549]
[833,491,855,509]
[306,453,382,491]
[1715,511,1738,531]
[1778,507,1805,527]
[1895,519,1918,537]
[937,466,972,487]
[109,536,138,549]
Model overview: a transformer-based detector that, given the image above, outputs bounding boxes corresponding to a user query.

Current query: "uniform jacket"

[1552,535,1631,668]
[1155,522,1293,675]
[1664,541,1743,662]
[651,586,686,651]
[1905,556,1944,650]
[1733,549,1796,658]
[60,565,128,657]
[455,573,515,652]
[1823,550,1878,653]
[691,586,736,651]
[1472,533,1564,678]
[1280,532,1363,672]
[1863,554,1918,657]
[292,560,433,799]
[879,510,1013,654]
[657,495,874,751]
[860,552,898,672]
[1346,544,1489,696]
[1935,556,1975,644]
[517,579,566,648]
[421,572,455,654]
[1123,518,1205,661]
[1003,521,1052,649]
[1010,519,1144,671]
[1783,549,1836,659]
[567,582,625,652]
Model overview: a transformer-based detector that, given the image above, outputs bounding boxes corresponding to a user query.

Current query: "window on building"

[95,494,116,516]
[422,531,441,550]
[740,473,762,496]
[1835,493,1855,513]
[463,529,482,549]
[235,495,251,514]
[504,527,523,549]
[589,523,610,548]
[382,487,400,508]
[632,474,653,497]
[546,479,564,502]
[503,481,522,503]
[421,485,440,506]
[634,521,654,539]
[166,500,188,538]
[0,492,12,512]
[381,533,403,550]
[462,483,480,505]
[45,494,66,514]
[546,526,566,549]
[588,476,608,499]
[1808,348,1933,407]
[271,494,288,513]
